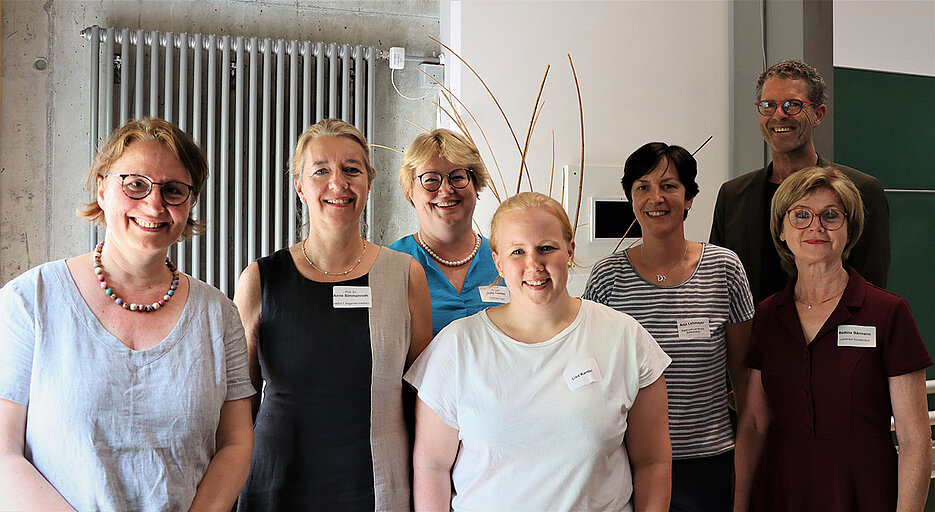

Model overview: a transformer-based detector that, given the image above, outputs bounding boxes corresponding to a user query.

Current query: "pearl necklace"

[417,231,480,267]
[640,242,688,282]
[93,242,179,313]
[302,237,366,276]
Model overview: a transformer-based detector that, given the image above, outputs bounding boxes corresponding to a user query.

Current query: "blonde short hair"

[770,166,865,277]
[77,117,207,240]
[399,129,489,205]
[291,118,375,181]
[490,192,573,254]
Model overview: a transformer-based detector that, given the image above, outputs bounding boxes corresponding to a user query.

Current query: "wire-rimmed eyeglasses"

[417,168,474,192]
[103,173,194,206]
[755,99,816,116]
[786,207,847,231]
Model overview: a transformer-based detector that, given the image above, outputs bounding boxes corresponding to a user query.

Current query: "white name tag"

[837,324,876,348]
[563,357,603,391]
[479,284,510,304]
[333,286,372,308]
[677,318,711,340]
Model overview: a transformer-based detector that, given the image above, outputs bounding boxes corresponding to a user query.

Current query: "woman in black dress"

[235,119,432,510]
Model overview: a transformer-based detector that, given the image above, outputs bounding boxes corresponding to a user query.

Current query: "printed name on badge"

[333,286,372,308]
[677,318,711,340]
[837,324,876,348]
[479,284,510,304]
[563,357,603,391]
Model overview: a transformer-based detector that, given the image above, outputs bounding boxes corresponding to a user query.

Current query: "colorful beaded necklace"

[93,241,179,312]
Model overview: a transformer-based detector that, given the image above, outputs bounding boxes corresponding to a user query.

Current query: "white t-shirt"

[405,299,670,512]
[0,260,255,512]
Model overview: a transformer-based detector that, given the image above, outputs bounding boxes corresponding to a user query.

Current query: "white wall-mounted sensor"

[388,47,405,70]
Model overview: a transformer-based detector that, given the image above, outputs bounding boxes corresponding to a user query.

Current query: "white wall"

[834,0,935,76]
[0,0,439,285]
[443,0,731,293]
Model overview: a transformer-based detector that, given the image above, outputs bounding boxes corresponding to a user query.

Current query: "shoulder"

[718,167,768,195]
[580,299,642,330]
[590,251,628,276]
[860,276,909,310]
[376,244,416,271]
[187,274,238,314]
[701,243,745,268]
[388,234,417,254]
[825,160,884,190]
[0,260,67,304]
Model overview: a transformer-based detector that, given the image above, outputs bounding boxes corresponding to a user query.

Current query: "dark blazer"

[709,156,890,303]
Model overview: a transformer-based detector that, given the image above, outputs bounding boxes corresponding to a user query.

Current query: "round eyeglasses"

[786,207,847,231]
[755,99,816,116]
[103,173,194,206]
[417,168,474,192]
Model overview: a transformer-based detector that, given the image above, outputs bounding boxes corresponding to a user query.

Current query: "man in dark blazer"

[710,60,890,304]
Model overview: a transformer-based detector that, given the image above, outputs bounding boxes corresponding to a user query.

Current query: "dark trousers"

[670,450,734,512]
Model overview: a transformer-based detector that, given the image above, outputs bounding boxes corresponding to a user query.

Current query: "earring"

[498,270,504,277]
[567,260,573,268]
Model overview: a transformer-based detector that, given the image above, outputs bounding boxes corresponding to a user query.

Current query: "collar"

[774,266,868,344]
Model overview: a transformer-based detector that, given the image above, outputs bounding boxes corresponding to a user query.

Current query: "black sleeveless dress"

[238,248,412,511]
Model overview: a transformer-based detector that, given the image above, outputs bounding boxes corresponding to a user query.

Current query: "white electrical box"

[417,63,445,88]
[388,47,405,70]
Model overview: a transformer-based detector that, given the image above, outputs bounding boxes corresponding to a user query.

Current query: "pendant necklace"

[795,289,845,310]
[640,242,688,282]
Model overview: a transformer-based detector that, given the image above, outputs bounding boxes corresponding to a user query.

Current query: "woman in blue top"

[390,129,503,335]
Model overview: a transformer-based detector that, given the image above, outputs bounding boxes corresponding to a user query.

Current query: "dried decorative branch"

[568,54,585,241]
[370,143,404,155]
[518,65,551,194]
[549,130,555,197]
[429,36,531,179]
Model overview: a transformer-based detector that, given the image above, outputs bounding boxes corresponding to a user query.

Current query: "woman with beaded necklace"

[0,118,255,511]
[235,118,432,510]
[390,129,503,336]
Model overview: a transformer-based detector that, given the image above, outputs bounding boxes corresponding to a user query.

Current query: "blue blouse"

[389,234,501,336]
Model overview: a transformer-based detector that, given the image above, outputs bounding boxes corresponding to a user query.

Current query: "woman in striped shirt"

[584,142,755,511]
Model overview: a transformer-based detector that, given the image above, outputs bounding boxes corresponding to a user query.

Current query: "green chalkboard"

[835,67,935,369]
[835,67,935,189]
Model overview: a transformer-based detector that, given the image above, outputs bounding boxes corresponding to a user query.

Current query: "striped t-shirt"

[583,243,755,458]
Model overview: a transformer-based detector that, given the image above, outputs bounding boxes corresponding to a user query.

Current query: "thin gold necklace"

[302,237,366,276]
[795,286,846,310]
[640,242,688,282]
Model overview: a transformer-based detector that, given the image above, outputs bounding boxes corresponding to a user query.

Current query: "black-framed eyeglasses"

[786,207,847,231]
[417,168,474,192]
[755,99,816,116]
[103,173,194,206]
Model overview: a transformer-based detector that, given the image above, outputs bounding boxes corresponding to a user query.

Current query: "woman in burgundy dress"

[734,166,931,511]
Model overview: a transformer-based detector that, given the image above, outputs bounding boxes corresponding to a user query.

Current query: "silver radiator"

[82,25,377,296]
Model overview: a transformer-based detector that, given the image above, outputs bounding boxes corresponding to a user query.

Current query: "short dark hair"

[621,142,699,220]
[756,59,828,105]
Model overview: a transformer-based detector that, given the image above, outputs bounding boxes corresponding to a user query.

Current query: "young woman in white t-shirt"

[407,192,672,511]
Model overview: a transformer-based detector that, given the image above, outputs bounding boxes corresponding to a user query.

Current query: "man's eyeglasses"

[786,207,847,231]
[755,99,816,116]
[103,173,194,206]
[417,168,474,192]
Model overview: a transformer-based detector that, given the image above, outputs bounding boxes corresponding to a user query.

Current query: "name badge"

[333,286,372,308]
[479,284,510,304]
[837,325,876,348]
[677,318,711,340]
[563,357,603,391]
